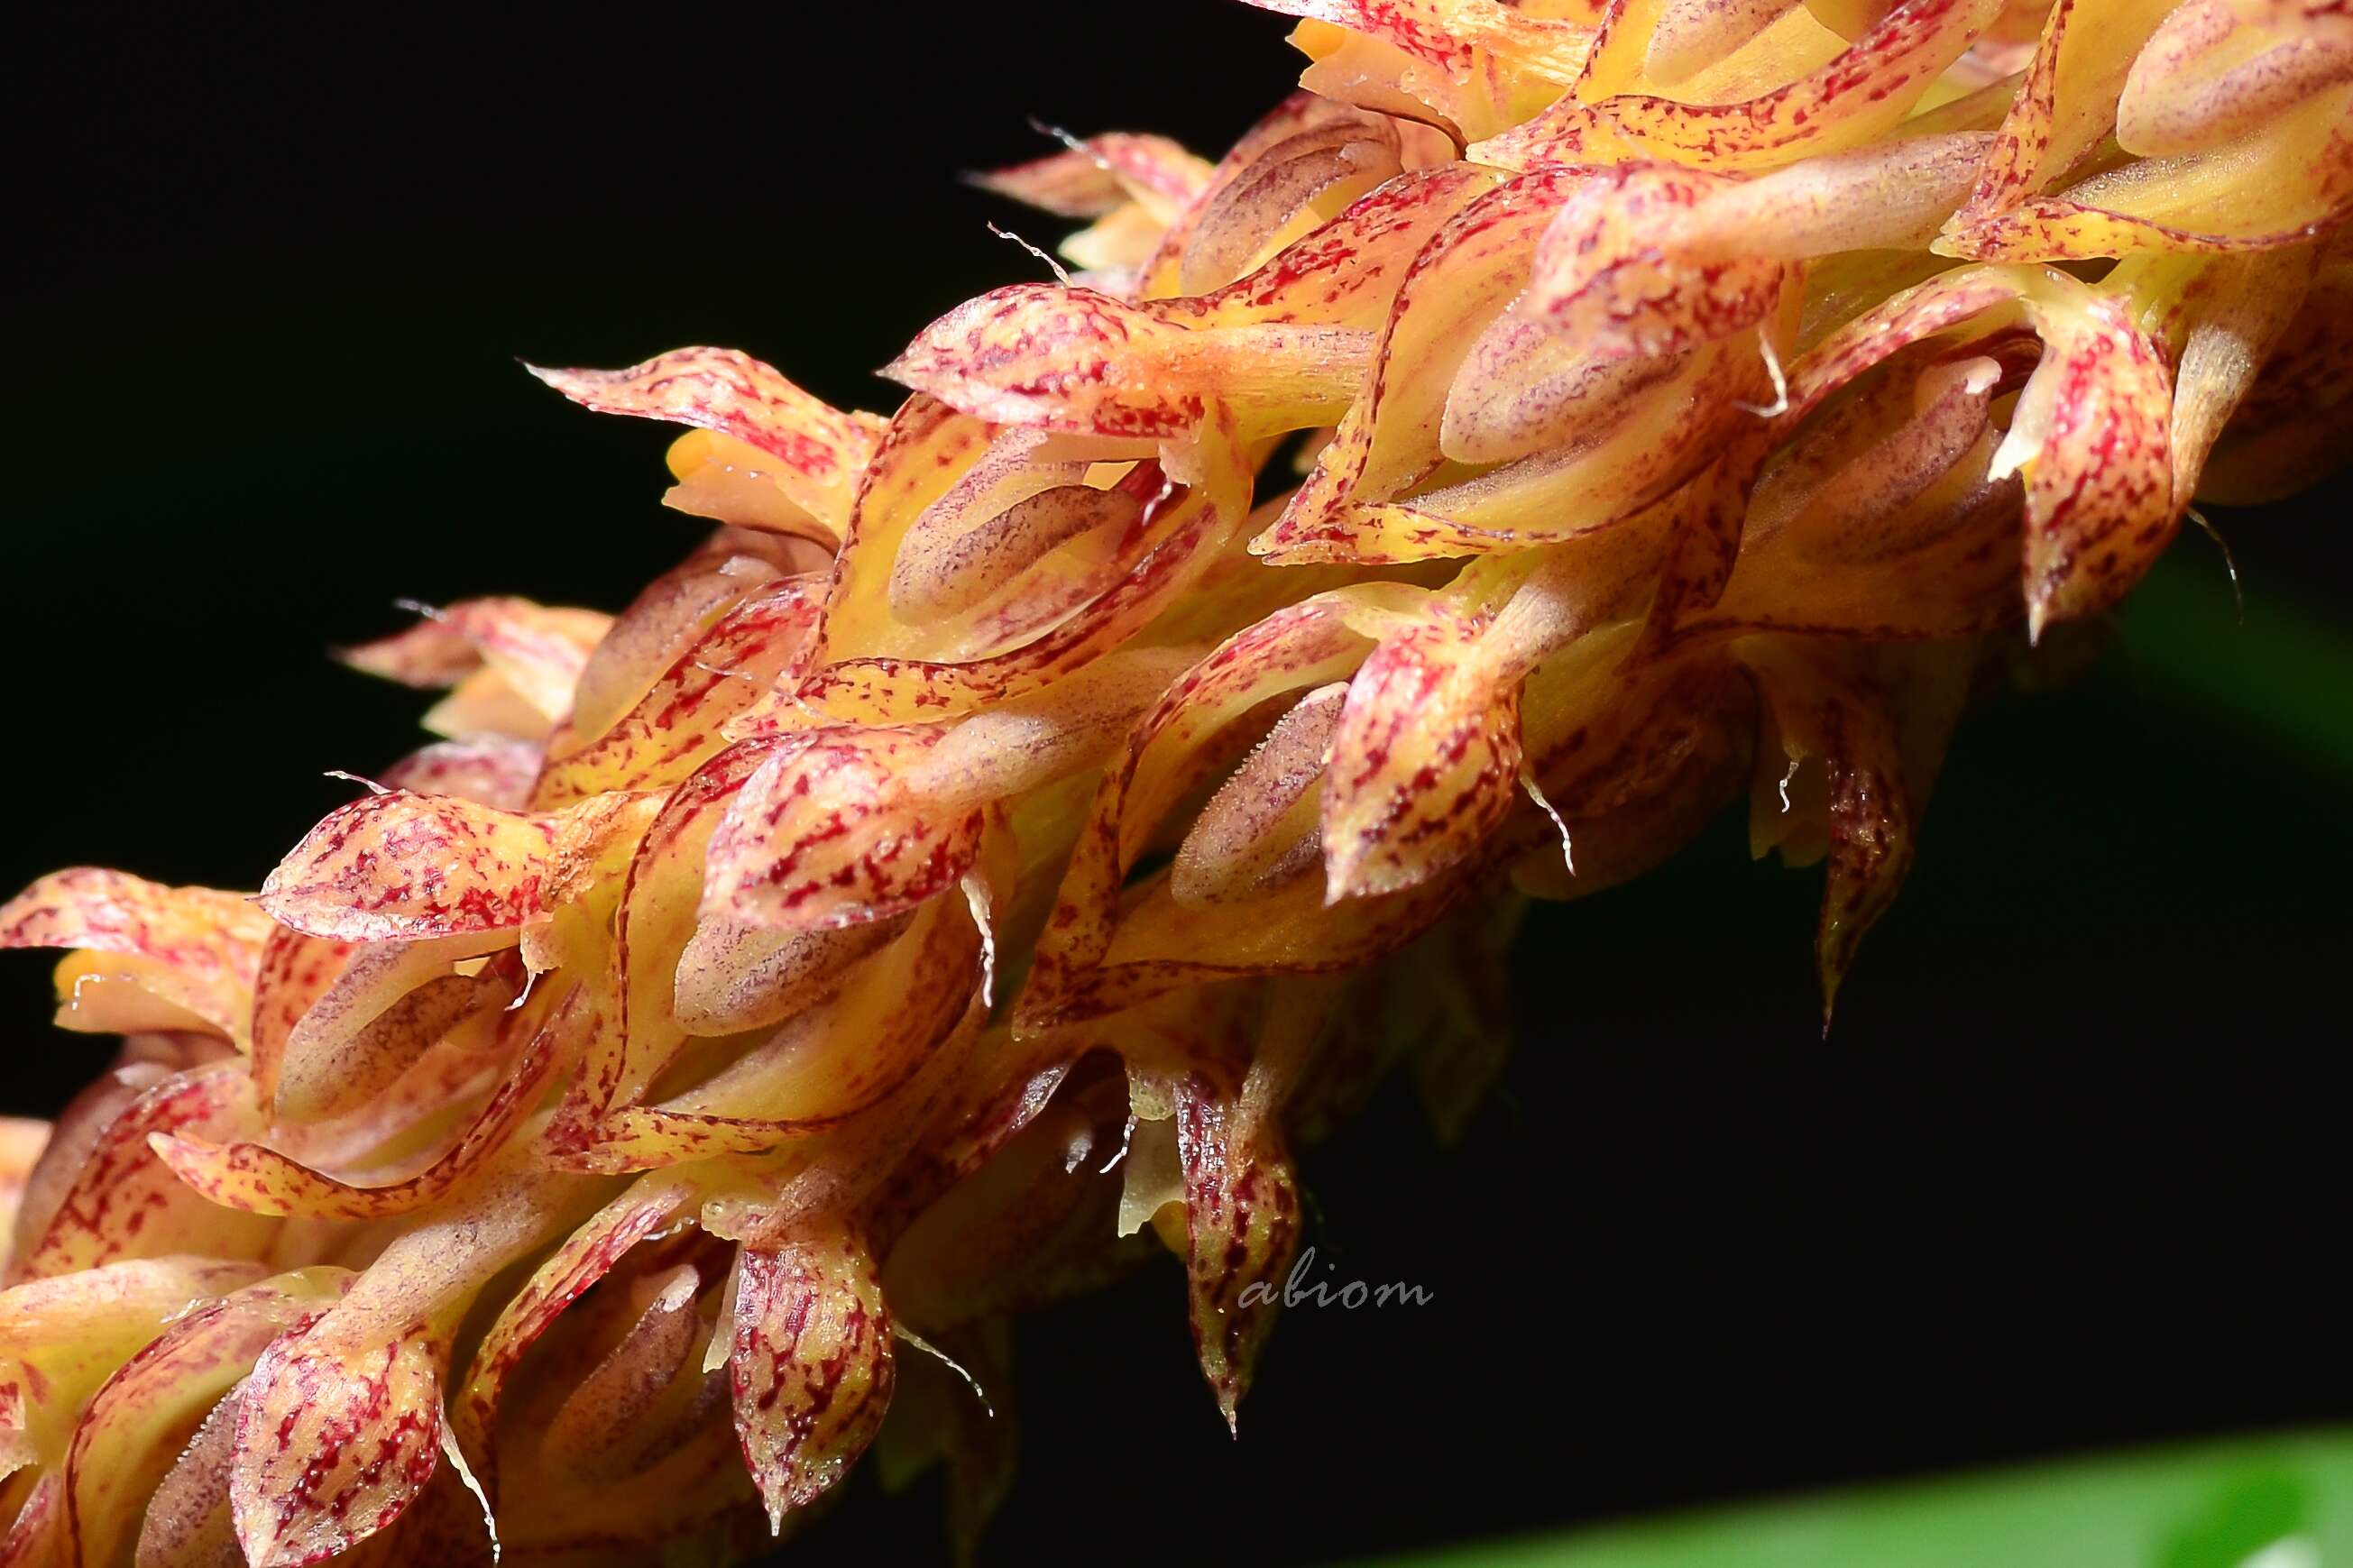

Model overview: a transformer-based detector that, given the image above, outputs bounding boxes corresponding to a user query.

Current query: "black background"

[6,5,2351,1564]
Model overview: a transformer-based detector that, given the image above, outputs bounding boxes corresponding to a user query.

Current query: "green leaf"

[1374,1430,2353,1568]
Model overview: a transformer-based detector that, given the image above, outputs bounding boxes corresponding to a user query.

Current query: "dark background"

[6,4,2350,1563]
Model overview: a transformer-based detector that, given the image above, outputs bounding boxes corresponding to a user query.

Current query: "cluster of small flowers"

[2,1,2345,1563]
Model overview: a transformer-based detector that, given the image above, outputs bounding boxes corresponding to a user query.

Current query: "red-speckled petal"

[133,1379,246,1568]
[229,1323,446,1567]
[1024,597,1374,1014]
[1940,0,2353,258]
[377,738,543,810]
[576,888,983,1175]
[1507,638,1756,900]
[0,869,273,1048]
[258,793,565,942]
[1020,587,1471,1030]
[2123,247,2318,501]
[1177,112,1406,296]
[1671,353,2021,643]
[1245,0,1596,139]
[1998,274,2176,637]
[1940,85,2353,259]
[535,1261,709,1485]
[1595,0,2004,171]
[1781,263,2175,637]
[882,283,1368,443]
[1172,1063,1301,1430]
[268,940,514,1123]
[62,1270,349,1568]
[1193,161,1505,329]
[341,597,611,733]
[561,543,790,756]
[2198,246,2353,503]
[1321,601,1524,900]
[148,987,584,1221]
[532,577,822,806]
[544,741,777,1139]
[529,349,886,539]
[806,404,1257,721]
[448,1170,703,1494]
[728,1227,895,1534]
[2117,0,2353,159]
[1740,636,1973,1018]
[1253,167,1586,562]
[975,133,1213,221]
[0,1120,42,1273]
[1957,0,2181,220]
[0,1257,270,1480]
[876,1059,1130,1327]
[11,1063,277,1279]
[1263,0,1600,73]
[1258,168,1759,565]
[1528,163,1791,359]
[702,727,982,936]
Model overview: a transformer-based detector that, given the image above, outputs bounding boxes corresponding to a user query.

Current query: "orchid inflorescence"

[3,1,2348,1563]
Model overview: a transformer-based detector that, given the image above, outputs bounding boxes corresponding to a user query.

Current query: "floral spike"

[5,1,2348,1561]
